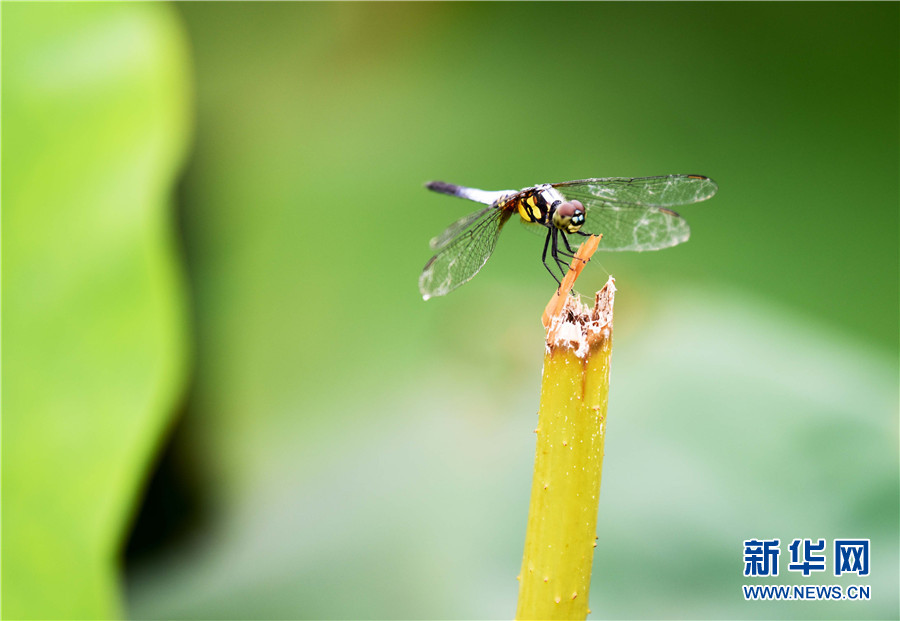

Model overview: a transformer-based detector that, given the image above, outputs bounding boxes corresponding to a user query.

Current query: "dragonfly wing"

[553,175,717,207]
[560,193,691,251]
[419,207,509,299]
[429,205,495,250]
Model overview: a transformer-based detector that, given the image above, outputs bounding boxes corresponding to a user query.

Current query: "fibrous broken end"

[544,277,616,359]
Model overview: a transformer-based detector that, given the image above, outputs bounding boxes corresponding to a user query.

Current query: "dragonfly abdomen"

[426,181,514,206]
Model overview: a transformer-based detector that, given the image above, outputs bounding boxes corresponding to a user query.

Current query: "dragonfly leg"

[542,227,561,285]
[561,232,577,254]
[550,227,570,277]
[554,235,577,260]
[561,231,591,266]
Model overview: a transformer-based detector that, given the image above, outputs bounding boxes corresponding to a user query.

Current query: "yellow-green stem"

[516,282,614,620]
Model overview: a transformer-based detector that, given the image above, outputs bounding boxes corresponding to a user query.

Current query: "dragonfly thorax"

[511,185,585,234]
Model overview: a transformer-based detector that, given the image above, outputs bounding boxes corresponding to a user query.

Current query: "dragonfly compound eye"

[553,200,586,233]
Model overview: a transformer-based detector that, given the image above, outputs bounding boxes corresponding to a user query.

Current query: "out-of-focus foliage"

[1,3,191,618]
[2,2,897,620]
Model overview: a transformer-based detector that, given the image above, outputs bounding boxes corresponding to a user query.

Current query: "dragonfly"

[419,174,718,299]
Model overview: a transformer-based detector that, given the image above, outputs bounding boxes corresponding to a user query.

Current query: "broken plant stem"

[517,236,615,620]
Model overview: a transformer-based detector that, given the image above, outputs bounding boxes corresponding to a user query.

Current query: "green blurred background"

[3,2,897,620]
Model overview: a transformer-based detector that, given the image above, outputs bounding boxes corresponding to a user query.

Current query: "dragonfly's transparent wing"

[419,207,510,299]
[553,175,717,207]
[556,190,691,251]
[554,175,717,251]
[429,205,494,250]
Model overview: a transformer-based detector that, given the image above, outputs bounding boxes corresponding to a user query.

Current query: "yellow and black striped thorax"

[501,184,563,226]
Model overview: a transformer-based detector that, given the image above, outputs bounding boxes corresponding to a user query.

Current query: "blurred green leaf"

[2,3,191,618]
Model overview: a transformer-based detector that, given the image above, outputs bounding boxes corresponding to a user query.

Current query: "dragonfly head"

[552,200,585,234]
